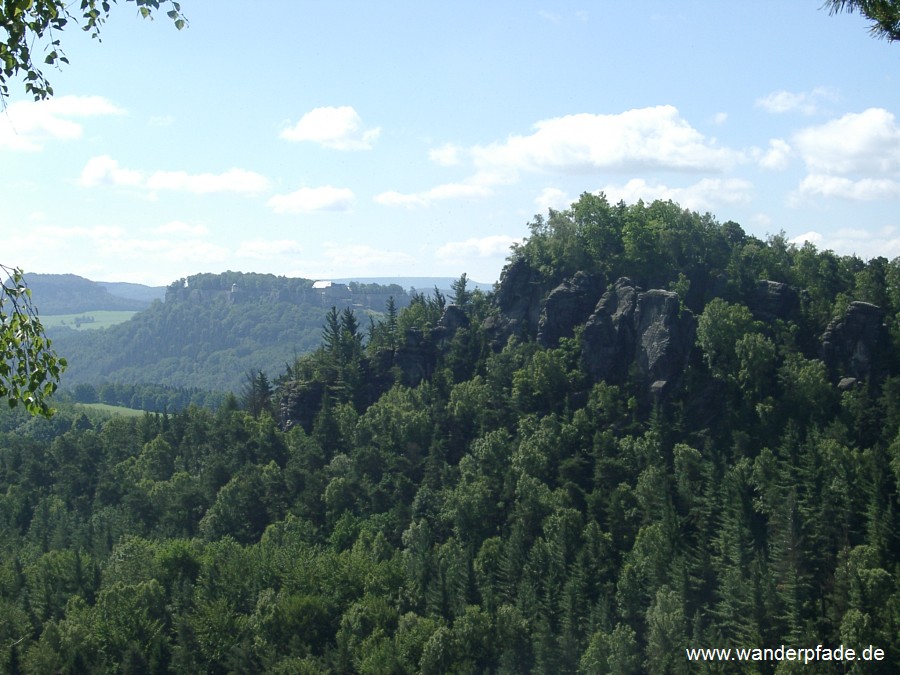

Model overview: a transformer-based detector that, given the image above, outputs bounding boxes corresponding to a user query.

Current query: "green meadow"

[41,310,137,331]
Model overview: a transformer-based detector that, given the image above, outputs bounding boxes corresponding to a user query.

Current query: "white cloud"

[79,155,144,187]
[794,174,900,201]
[712,112,728,125]
[0,95,125,151]
[789,226,900,259]
[79,156,270,195]
[535,187,572,212]
[375,182,492,209]
[758,138,792,170]
[267,186,355,213]
[789,231,824,246]
[756,87,837,115]
[436,235,518,261]
[793,108,900,175]
[145,168,270,195]
[470,106,742,176]
[600,177,753,212]
[280,106,380,150]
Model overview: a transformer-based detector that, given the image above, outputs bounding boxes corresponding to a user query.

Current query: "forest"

[1,194,899,673]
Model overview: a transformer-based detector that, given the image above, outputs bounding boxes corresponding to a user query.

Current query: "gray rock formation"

[821,301,890,385]
[433,305,470,348]
[749,280,800,323]
[582,278,695,401]
[492,258,546,339]
[633,289,696,399]
[537,272,604,347]
[582,278,639,384]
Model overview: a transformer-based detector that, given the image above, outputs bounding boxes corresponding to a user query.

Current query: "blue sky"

[3,1,900,286]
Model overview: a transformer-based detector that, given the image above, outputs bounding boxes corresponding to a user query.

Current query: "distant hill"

[333,276,494,294]
[24,273,160,314]
[50,271,411,394]
[96,280,166,304]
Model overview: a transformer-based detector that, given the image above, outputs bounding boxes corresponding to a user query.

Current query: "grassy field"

[75,403,147,418]
[41,310,138,330]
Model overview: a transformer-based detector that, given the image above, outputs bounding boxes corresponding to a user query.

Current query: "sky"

[3,1,900,287]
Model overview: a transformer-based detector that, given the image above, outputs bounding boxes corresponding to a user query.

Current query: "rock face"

[581,278,640,384]
[492,258,546,339]
[582,278,695,401]
[537,272,604,347]
[749,280,800,323]
[821,301,890,385]
[634,289,696,396]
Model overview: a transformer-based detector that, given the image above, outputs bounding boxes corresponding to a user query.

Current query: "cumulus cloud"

[793,108,900,175]
[756,87,837,115]
[383,107,742,210]
[0,95,124,151]
[758,138,792,170]
[436,235,518,261]
[789,227,900,259]
[794,174,900,201]
[787,108,900,202]
[79,155,144,187]
[280,106,380,150]
[789,231,824,246]
[375,182,492,209]
[145,168,270,195]
[599,177,753,212]
[78,155,270,195]
[535,187,572,212]
[267,186,355,213]
[470,106,742,176]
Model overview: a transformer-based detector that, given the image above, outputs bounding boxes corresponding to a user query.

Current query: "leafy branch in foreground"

[0,0,187,102]
[0,265,66,416]
[824,0,900,41]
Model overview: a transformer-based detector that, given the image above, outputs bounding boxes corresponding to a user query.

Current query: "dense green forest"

[2,194,899,673]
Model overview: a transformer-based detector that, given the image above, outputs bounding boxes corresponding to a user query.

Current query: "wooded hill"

[48,272,410,398]
[24,274,161,314]
[1,194,899,673]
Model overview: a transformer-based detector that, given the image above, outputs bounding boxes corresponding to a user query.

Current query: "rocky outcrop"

[488,258,547,344]
[821,301,890,385]
[582,278,640,384]
[634,289,696,398]
[749,280,800,323]
[537,272,604,347]
[582,278,695,402]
